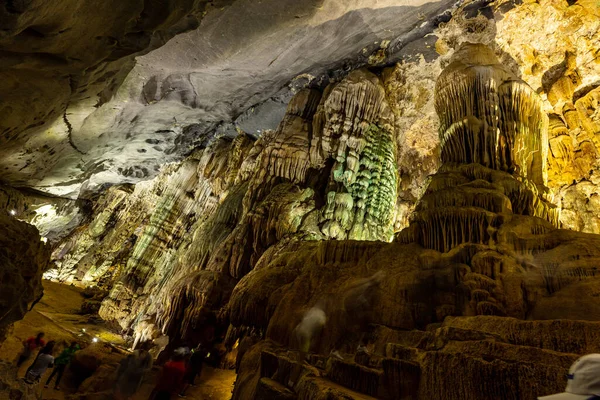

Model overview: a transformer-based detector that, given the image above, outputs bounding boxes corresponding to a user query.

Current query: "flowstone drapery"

[403,43,557,253]
[3,1,600,398]
[227,44,600,400]
[435,44,549,187]
[314,70,398,242]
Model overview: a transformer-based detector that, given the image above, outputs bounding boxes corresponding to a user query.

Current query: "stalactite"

[243,89,321,213]
[414,208,498,253]
[314,70,398,242]
[122,160,199,290]
[435,43,548,187]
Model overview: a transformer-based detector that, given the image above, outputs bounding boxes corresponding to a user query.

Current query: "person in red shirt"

[151,352,187,400]
[17,332,46,367]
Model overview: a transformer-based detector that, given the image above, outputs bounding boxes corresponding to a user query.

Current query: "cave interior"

[1,0,600,399]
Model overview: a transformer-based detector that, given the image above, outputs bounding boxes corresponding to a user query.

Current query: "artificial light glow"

[9,210,16,216]
[92,337,98,343]
[82,328,86,332]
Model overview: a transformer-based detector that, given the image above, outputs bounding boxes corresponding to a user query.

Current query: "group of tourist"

[16,331,80,390]
[16,330,210,398]
[112,342,209,400]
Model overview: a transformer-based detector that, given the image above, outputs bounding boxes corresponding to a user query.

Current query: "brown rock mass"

[0,212,50,342]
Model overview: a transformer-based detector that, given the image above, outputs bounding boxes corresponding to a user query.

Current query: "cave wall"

[0,212,50,343]
[0,0,236,197]
[48,71,401,347]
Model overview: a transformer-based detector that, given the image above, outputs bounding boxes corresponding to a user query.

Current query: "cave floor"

[0,280,125,368]
[135,367,236,400]
[0,280,236,400]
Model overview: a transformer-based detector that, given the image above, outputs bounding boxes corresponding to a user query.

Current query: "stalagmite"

[435,43,549,187]
[408,43,557,254]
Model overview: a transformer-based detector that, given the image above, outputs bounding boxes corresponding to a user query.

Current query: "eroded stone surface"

[0,212,50,343]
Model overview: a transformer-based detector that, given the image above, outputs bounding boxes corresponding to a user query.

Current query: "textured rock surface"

[0,0,235,196]
[0,0,457,197]
[0,212,50,343]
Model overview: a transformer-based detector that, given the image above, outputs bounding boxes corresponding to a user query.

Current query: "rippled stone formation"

[435,43,549,187]
[313,70,398,242]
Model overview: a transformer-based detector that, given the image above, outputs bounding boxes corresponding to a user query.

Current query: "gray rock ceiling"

[0,0,460,198]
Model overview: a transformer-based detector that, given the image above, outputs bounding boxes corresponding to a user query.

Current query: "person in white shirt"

[25,341,55,384]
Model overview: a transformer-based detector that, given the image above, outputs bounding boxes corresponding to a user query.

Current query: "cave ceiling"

[0,0,459,198]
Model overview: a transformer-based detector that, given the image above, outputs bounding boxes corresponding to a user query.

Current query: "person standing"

[180,344,207,396]
[17,332,45,367]
[45,342,79,390]
[288,304,327,387]
[151,353,187,400]
[115,345,153,400]
[24,341,55,384]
